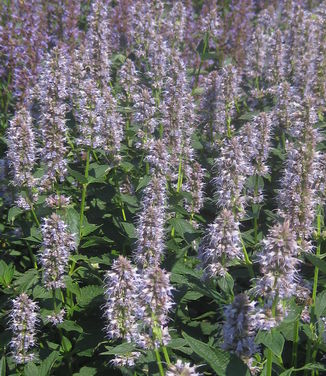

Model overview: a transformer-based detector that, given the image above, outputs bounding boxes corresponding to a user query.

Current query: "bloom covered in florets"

[9,293,39,364]
[137,266,173,349]
[40,213,76,289]
[167,359,202,376]
[134,174,167,268]
[198,209,243,279]
[214,136,250,216]
[254,221,299,300]
[7,107,37,188]
[222,294,259,358]
[37,46,69,189]
[103,256,139,343]
[46,309,66,326]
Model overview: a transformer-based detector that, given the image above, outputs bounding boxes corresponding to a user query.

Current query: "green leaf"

[89,163,110,179]
[24,363,39,376]
[255,330,285,357]
[61,336,72,353]
[58,320,83,334]
[315,291,326,317]
[68,167,88,184]
[182,332,249,376]
[65,207,80,245]
[81,221,101,237]
[280,369,294,376]
[8,206,24,223]
[136,175,151,191]
[73,367,97,376]
[169,218,195,239]
[0,356,6,376]
[305,253,326,275]
[77,285,103,309]
[120,222,137,238]
[102,342,136,355]
[14,269,39,293]
[39,352,61,376]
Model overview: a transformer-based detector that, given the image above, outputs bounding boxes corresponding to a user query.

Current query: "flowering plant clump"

[1,1,326,375]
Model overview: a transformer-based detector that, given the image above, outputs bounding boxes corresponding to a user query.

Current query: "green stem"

[267,297,278,376]
[79,149,90,239]
[312,207,322,308]
[30,205,40,227]
[155,348,165,376]
[240,237,255,279]
[194,32,209,90]
[292,316,299,367]
[25,241,38,269]
[162,346,171,366]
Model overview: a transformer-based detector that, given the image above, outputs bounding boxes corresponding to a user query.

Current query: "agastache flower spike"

[198,209,243,279]
[184,161,205,214]
[254,221,299,300]
[38,46,69,189]
[137,266,173,349]
[40,213,76,290]
[7,107,37,188]
[9,293,39,364]
[134,174,167,268]
[214,136,250,217]
[222,293,259,358]
[167,360,202,376]
[279,98,321,247]
[103,256,140,343]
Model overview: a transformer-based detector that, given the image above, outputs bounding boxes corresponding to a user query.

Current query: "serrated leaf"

[120,222,136,238]
[14,269,39,292]
[280,369,294,376]
[61,336,72,353]
[169,218,195,239]
[65,208,80,245]
[315,291,326,317]
[39,352,60,376]
[24,363,39,376]
[73,367,97,376]
[255,330,285,357]
[305,253,326,275]
[8,206,24,223]
[68,167,88,184]
[0,356,6,376]
[89,163,110,179]
[136,175,151,191]
[59,320,83,334]
[102,342,136,355]
[77,285,103,309]
[182,332,249,376]
[81,221,101,237]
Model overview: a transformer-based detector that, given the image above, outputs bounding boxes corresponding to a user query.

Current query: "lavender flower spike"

[198,208,243,279]
[137,266,173,349]
[40,213,76,290]
[167,360,202,376]
[7,107,36,188]
[134,174,167,268]
[254,221,299,300]
[9,293,39,364]
[222,294,259,358]
[103,256,139,343]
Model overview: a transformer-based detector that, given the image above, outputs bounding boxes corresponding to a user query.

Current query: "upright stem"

[292,316,299,367]
[253,175,259,244]
[155,348,165,376]
[162,346,171,366]
[312,206,322,307]
[240,237,255,279]
[79,149,90,239]
[266,297,278,376]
